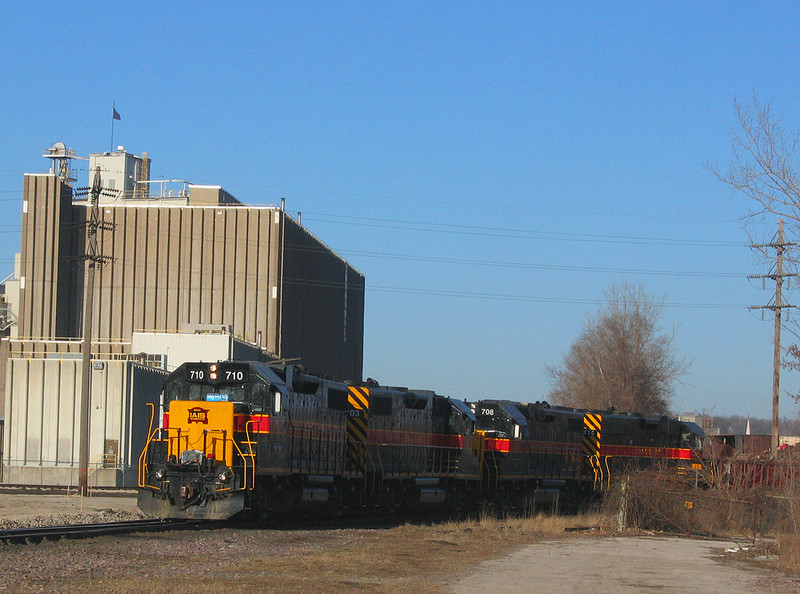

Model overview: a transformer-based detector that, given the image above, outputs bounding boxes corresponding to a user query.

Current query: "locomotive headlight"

[217,470,230,483]
[209,364,218,380]
[154,468,166,480]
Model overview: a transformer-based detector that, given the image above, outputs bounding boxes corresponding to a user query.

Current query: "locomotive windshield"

[163,363,274,413]
[680,422,705,450]
[474,404,511,437]
[448,399,477,435]
[473,402,527,438]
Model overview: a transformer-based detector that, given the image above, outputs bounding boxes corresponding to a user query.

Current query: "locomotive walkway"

[451,535,798,593]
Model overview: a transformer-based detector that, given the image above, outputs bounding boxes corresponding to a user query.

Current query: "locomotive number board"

[184,363,250,384]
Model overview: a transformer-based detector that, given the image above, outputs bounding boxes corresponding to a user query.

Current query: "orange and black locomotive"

[138,361,480,519]
[138,361,705,520]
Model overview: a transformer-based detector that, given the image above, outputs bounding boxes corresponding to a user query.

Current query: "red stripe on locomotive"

[600,445,694,459]
[430,434,463,448]
[485,438,511,453]
[247,414,270,433]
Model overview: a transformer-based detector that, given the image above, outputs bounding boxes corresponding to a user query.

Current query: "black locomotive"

[137,361,704,520]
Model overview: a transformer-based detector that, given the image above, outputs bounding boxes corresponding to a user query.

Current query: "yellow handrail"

[231,430,256,491]
[602,455,613,490]
[138,410,257,494]
[137,403,158,488]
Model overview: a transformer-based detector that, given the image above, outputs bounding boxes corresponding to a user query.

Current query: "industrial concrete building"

[1,144,365,486]
[8,145,365,379]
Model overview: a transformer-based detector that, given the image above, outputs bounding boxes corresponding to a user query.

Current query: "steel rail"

[0,518,198,545]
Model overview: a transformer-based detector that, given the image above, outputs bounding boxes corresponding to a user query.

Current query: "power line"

[368,283,745,309]
[7,241,744,284]
[338,249,741,278]
[228,182,737,225]
[302,213,745,247]
[749,219,798,458]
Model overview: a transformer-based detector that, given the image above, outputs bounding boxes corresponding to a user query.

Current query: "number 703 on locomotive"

[137,360,705,520]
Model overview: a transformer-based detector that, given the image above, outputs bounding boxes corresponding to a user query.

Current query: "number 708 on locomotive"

[137,360,705,520]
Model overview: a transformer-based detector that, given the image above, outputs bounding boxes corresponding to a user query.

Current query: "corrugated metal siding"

[345,268,366,380]
[281,218,365,381]
[128,364,168,470]
[6,359,81,467]
[19,175,80,339]
[88,204,282,350]
[17,179,364,380]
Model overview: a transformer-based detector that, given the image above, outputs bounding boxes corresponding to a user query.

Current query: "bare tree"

[709,94,800,228]
[710,95,800,435]
[547,283,688,415]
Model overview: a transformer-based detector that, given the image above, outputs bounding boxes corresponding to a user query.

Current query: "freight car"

[137,361,705,520]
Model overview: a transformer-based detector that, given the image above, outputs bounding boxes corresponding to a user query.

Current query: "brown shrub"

[601,465,796,541]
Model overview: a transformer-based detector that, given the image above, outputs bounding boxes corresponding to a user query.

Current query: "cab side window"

[251,384,268,413]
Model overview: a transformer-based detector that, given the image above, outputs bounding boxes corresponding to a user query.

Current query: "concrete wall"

[130,330,263,372]
[16,177,284,351]
[2,358,165,487]
[187,185,242,205]
[88,203,285,350]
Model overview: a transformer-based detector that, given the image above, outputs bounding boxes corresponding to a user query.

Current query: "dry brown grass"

[778,535,800,575]
[236,514,606,592]
[41,513,605,593]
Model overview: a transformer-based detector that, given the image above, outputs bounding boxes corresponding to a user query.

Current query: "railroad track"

[0,518,200,545]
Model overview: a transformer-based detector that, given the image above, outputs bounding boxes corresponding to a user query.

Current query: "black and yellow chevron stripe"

[346,386,369,471]
[583,413,602,457]
[583,413,603,488]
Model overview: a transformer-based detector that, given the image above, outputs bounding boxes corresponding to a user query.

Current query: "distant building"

[679,413,719,436]
[1,144,365,486]
[709,434,772,458]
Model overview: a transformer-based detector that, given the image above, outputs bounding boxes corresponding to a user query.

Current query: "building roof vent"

[42,142,80,183]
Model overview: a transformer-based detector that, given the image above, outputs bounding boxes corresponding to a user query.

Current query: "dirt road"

[452,535,799,593]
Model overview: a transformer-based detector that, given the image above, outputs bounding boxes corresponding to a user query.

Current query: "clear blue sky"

[2,2,799,420]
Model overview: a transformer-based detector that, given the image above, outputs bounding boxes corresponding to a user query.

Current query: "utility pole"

[749,219,797,458]
[78,167,113,495]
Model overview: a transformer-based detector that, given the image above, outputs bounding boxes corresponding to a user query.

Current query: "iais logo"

[187,406,210,424]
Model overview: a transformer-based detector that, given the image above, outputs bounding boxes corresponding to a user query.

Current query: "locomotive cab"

[679,421,705,451]
[677,420,705,475]
[472,401,528,443]
[138,361,288,519]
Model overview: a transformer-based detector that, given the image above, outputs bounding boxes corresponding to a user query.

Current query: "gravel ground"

[0,491,143,529]
[2,492,799,593]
